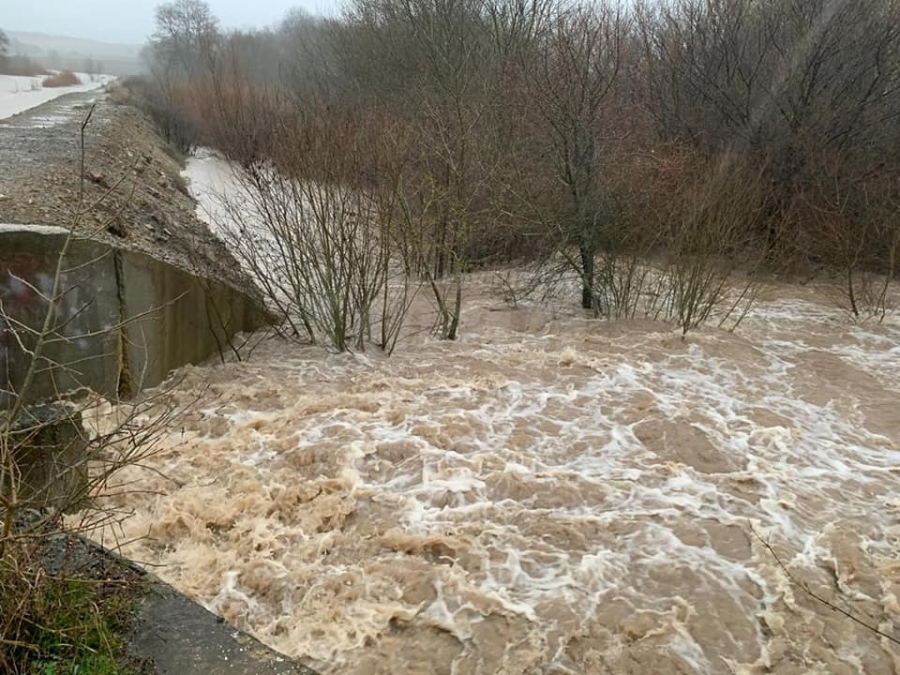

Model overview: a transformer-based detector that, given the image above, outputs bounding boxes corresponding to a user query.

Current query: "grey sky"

[2,0,343,45]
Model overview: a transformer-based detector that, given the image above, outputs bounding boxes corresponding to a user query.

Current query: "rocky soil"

[0,86,245,289]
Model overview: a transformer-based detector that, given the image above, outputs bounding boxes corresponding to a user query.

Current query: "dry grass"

[42,70,81,88]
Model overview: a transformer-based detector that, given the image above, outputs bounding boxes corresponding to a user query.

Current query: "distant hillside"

[7,31,146,77]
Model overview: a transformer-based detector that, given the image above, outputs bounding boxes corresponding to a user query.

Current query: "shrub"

[0,537,147,674]
[118,76,200,155]
[42,70,81,88]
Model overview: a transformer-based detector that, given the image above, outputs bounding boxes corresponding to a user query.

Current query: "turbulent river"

[80,156,900,674]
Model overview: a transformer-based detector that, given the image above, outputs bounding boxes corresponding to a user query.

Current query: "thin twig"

[751,525,900,647]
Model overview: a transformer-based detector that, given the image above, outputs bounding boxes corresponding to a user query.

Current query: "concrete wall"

[5,402,88,512]
[0,226,269,408]
[118,248,269,395]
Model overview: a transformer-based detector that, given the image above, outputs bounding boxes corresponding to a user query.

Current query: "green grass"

[0,544,148,675]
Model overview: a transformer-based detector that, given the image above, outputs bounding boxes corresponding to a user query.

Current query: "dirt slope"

[0,86,244,289]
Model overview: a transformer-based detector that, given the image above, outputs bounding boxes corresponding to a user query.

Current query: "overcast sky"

[2,0,343,45]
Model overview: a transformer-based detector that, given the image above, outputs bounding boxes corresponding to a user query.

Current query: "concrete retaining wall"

[0,225,269,408]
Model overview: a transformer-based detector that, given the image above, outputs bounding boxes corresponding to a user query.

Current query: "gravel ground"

[0,86,246,289]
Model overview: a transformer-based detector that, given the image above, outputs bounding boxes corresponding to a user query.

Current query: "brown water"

[76,268,900,674]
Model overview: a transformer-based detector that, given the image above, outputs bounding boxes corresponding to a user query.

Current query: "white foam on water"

[73,290,900,674]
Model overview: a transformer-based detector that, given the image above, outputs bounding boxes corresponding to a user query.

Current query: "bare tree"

[336,0,503,339]
[276,10,339,97]
[522,1,627,310]
[128,0,900,328]
[148,0,221,80]
[637,0,900,267]
[137,0,222,152]
[0,28,9,72]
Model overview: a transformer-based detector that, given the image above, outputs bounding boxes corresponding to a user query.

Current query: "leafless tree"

[334,0,506,339]
[637,0,900,267]
[522,1,627,310]
[130,0,900,328]
[148,0,221,80]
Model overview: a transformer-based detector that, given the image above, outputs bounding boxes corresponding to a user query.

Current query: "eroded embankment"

[79,267,900,674]
[0,87,244,288]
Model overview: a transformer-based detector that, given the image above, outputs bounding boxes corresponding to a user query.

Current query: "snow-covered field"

[0,72,113,121]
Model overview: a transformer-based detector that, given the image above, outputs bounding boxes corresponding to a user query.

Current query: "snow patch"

[0,223,70,235]
[0,73,114,121]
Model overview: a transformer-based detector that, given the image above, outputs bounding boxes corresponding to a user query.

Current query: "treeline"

[132,0,900,331]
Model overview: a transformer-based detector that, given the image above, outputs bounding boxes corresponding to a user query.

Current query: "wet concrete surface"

[129,580,319,675]
[41,530,319,675]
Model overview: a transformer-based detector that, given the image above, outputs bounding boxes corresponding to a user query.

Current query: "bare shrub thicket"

[334,0,516,339]
[637,0,900,286]
[116,76,199,154]
[203,95,420,353]
[521,149,766,332]
[129,0,223,153]
[658,157,768,332]
[793,159,900,321]
[42,70,81,88]
[137,0,900,335]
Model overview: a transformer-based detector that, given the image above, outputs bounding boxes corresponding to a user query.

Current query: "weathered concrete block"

[1,226,271,509]
[2,402,87,513]
[118,248,268,394]
[0,227,120,408]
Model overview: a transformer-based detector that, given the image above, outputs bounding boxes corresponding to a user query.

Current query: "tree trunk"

[580,239,595,310]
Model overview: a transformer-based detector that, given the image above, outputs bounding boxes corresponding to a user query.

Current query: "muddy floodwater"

[77,267,900,674]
